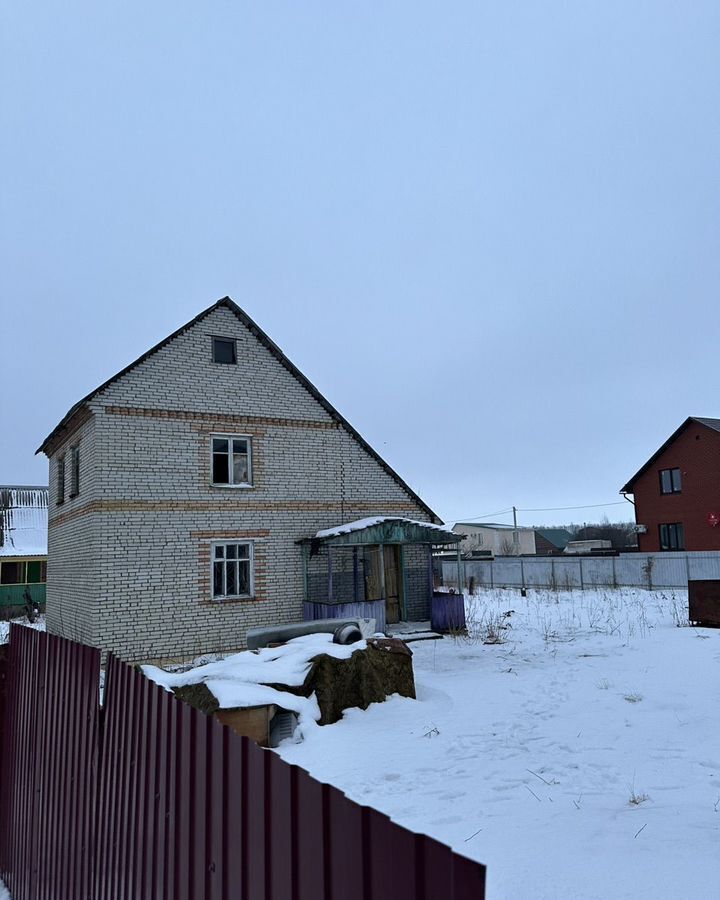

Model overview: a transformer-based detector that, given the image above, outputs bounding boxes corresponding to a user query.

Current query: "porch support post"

[379,544,386,600]
[400,545,408,620]
[427,545,434,606]
[302,543,309,603]
[328,546,334,602]
[353,547,359,602]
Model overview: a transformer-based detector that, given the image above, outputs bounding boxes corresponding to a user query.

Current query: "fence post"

[612,556,617,588]
[579,558,584,590]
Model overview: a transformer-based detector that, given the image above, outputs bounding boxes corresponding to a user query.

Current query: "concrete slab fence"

[442,552,720,593]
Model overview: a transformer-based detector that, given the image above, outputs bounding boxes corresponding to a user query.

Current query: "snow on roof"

[0,487,48,558]
[314,516,451,540]
[143,632,366,723]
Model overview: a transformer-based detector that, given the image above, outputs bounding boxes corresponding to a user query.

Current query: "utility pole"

[512,506,519,556]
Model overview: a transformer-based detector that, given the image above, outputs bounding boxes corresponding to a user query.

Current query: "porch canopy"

[298,517,463,630]
[307,516,460,550]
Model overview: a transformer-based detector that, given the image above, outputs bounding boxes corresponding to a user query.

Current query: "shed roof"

[36,297,439,522]
[0,486,48,558]
[534,528,572,549]
[620,416,720,493]
[302,517,460,547]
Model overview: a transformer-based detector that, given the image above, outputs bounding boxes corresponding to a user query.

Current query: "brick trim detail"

[50,499,425,527]
[102,405,337,431]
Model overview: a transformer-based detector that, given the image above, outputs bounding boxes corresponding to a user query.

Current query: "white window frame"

[211,540,254,600]
[210,434,253,488]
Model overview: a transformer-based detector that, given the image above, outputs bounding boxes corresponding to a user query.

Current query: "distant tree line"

[544,516,637,550]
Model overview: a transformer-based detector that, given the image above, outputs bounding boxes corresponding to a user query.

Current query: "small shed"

[298,517,464,633]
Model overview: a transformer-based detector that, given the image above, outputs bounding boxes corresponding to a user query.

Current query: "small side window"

[57,456,66,505]
[212,337,237,364]
[69,446,80,497]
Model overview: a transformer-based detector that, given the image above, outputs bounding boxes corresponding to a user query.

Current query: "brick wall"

[632,421,720,552]
[46,415,100,647]
[46,305,433,661]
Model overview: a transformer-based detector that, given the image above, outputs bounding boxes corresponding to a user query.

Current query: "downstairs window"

[212,542,254,599]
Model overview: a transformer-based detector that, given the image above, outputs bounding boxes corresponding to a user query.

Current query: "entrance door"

[383,545,403,624]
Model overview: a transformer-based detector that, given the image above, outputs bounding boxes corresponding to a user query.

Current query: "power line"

[449,508,514,523]
[519,501,628,513]
[449,500,630,521]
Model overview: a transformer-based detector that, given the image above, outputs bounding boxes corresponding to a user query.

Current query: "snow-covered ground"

[276,588,720,899]
[0,614,45,644]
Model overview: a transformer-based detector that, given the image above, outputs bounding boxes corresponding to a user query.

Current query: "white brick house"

[38,298,445,662]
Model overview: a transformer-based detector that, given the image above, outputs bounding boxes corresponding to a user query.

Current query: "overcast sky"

[3,2,719,527]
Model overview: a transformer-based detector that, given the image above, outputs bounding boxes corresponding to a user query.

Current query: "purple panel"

[163,685,181,900]
[173,700,193,900]
[189,710,209,900]
[206,719,226,900]
[418,835,455,900]
[303,599,387,633]
[366,807,417,900]
[245,741,267,900]
[452,851,487,900]
[431,592,467,633]
[223,733,246,899]
[326,784,364,900]
[268,750,294,900]
[295,767,326,900]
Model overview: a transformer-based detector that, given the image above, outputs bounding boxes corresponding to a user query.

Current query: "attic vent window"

[212,337,237,364]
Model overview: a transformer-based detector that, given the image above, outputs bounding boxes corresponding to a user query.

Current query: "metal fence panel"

[0,625,100,900]
[1,627,486,900]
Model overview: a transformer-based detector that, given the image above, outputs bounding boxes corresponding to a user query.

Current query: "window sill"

[210,483,254,490]
[206,595,256,605]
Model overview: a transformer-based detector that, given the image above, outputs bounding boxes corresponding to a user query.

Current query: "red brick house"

[620,417,720,552]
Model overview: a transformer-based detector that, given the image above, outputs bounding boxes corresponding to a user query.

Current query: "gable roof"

[37,297,439,522]
[620,416,720,494]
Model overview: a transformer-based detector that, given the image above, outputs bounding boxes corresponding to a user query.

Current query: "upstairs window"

[659,468,681,494]
[212,542,253,599]
[659,522,684,551]
[69,445,80,497]
[57,455,65,505]
[211,436,252,486]
[212,337,237,364]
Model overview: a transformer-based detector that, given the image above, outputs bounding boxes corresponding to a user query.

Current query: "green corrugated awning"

[300,517,461,547]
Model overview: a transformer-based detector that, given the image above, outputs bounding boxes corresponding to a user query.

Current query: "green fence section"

[0,583,46,608]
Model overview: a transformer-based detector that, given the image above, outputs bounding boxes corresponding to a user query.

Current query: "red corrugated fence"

[0,625,486,899]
